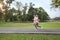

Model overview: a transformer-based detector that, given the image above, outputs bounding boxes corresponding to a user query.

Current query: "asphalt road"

[0,27,60,34]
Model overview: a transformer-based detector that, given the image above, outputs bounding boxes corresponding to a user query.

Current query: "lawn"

[0,33,60,40]
[40,22,60,28]
[0,22,34,28]
[0,22,60,28]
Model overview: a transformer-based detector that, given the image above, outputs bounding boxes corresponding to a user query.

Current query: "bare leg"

[37,23,41,28]
[35,25,37,29]
[34,23,38,29]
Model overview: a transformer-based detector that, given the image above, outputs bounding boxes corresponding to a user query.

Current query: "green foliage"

[4,0,15,22]
[0,12,3,21]
[2,1,50,22]
[33,7,50,22]
[27,7,34,21]
[21,3,28,21]
[53,16,60,20]
[6,0,14,4]
[4,8,17,21]
[51,0,60,8]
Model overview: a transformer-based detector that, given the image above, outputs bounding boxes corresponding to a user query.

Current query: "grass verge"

[0,33,60,40]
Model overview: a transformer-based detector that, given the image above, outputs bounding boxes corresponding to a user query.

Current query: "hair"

[36,15,38,17]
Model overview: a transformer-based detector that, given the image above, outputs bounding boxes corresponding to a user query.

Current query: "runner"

[33,15,41,29]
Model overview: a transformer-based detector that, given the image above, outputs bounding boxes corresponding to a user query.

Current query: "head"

[34,15,38,17]
[36,15,38,17]
[33,15,38,17]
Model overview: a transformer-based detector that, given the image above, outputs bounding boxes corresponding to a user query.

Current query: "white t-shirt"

[33,16,38,24]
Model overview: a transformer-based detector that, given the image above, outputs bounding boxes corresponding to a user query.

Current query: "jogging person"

[33,15,40,29]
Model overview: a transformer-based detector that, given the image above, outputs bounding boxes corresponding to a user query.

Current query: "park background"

[0,0,60,28]
[0,0,60,40]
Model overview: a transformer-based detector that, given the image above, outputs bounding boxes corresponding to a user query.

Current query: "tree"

[34,7,50,22]
[4,9,13,22]
[53,16,60,20]
[0,0,3,1]
[0,8,3,21]
[22,3,28,21]
[27,2,50,22]
[51,0,60,8]
[6,0,14,6]
[15,1,23,21]
[27,2,35,21]
[0,0,7,21]
[4,0,14,22]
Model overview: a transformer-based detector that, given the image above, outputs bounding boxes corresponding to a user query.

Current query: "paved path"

[0,27,60,34]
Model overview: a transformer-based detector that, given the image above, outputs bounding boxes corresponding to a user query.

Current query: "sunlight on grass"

[0,33,60,40]
[0,22,34,28]
[40,22,60,28]
[0,22,60,28]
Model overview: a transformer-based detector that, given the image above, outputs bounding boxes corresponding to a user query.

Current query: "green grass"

[0,22,34,28]
[0,33,60,40]
[0,22,60,28]
[40,22,60,28]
